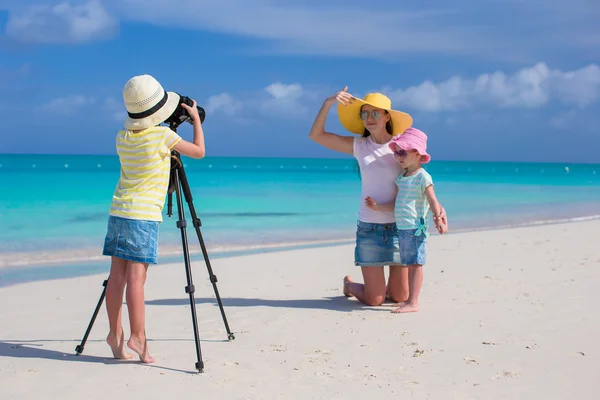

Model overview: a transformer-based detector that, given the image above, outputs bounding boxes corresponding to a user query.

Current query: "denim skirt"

[397,228,428,266]
[354,220,401,267]
[102,215,160,264]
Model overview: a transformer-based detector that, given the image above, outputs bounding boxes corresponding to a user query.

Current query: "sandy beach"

[1,219,599,400]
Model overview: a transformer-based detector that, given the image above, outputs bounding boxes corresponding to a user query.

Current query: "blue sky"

[0,0,599,163]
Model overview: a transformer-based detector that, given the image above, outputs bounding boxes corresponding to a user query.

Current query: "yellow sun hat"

[337,92,413,136]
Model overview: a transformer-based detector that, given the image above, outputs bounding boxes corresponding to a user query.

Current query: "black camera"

[164,94,206,129]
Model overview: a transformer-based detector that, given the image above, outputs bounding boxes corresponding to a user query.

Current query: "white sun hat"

[122,74,180,130]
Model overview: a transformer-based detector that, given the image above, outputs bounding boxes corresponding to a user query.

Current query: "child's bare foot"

[106,333,134,360]
[127,335,155,363]
[391,302,419,313]
[343,276,353,297]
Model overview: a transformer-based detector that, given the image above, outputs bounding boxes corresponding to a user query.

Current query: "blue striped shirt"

[394,168,434,230]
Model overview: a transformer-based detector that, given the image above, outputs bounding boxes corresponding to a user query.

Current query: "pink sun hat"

[388,127,431,164]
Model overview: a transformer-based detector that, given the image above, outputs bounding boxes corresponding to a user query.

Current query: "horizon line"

[1,153,599,166]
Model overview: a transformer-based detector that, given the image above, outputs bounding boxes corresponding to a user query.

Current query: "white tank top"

[353,135,403,224]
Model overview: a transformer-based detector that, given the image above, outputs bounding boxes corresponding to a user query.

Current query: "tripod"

[75,124,234,373]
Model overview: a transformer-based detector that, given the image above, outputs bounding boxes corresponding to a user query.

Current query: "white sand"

[1,220,599,399]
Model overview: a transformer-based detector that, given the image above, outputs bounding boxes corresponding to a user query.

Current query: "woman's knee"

[360,267,387,306]
[364,295,385,307]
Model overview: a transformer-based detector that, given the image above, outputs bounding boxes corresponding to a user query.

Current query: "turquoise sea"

[1,154,600,287]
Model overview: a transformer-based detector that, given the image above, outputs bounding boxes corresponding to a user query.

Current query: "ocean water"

[1,154,600,286]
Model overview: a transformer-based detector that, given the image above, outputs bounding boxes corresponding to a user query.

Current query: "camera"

[164,94,206,128]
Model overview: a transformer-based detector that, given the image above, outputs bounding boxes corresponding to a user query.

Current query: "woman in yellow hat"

[308,86,445,307]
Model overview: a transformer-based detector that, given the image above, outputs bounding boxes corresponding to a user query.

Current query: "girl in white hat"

[102,74,205,363]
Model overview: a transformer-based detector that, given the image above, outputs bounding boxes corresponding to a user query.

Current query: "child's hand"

[434,218,448,234]
[181,99,201,123]
[365,196,378,210]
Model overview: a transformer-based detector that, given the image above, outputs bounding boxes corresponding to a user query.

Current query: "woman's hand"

[308,86,355,155]
[325,86,355,107]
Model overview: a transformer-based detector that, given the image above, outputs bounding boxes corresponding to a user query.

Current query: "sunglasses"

[360,110,382,121]
[393,149,415,158]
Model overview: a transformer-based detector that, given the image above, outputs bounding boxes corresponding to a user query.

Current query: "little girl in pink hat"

[364,127,447,313]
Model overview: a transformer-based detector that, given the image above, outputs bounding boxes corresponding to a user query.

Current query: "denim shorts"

[102,215,160,264]
[354,221,401,267]
[397,229,428,266]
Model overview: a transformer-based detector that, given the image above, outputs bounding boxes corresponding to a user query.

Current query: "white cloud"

[384,63,600,112]
[205,93,243,117]
[260,83,309,118]
[264,83,303,101]
[201,63,600,123]
[106,0,596,61]
[1,0,596,60]
[5,0,117,44]
[36,95,127,122]
[206,82,319,123]
[34,88,313,126]
[109,1,475,56]
[548,65,600,107]
[31,63,600,126]
[36,94,96,114]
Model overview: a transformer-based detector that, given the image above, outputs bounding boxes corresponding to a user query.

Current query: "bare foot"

[106,333,134,360]
[391,302,419,313]
[343,276,353,297]
[127,335,156,363]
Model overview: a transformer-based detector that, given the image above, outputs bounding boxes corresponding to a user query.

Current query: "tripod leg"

[191,213,235,340]
[173,169,205,373]
[75,278,108,355]
[177,164,235,341]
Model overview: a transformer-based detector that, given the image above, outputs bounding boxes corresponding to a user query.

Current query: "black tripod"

[75,124,234,373]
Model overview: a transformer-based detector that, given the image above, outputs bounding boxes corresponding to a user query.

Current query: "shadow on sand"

[1,297,388,374]
[0,338,226,374]
[0,340,126,365]
[146,295,392,311]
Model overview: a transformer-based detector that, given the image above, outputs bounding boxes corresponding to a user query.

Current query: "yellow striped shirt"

[109,126,182,222]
